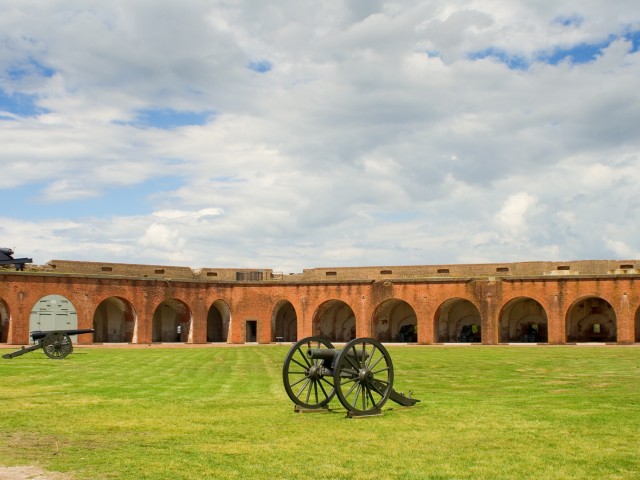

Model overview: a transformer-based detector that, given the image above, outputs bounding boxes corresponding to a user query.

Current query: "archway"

[0,299,9,343]
[152,299,192,343]
[566,297,616,343]
[312,300,356,342]
[435,298,482,343]
[30,295,78,332]
[636,307,640,343]
[272,300,297,342]
[499,297,548,343]
[93,297,136,343]
[207,300,230,342]
[372,299,417,342]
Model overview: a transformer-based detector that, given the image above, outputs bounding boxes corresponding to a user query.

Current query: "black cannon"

[2,329,94,360]
[283,336,419,417]
[0,247,32,271]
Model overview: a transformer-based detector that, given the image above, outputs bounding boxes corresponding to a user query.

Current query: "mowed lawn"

[0,344,639,480]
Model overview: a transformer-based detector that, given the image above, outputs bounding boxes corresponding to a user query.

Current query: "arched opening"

[435,298,482,343]
[93,297,136,343]
[372,299,417,342]
[566,297,616,343]
[636,307,640,343]
[30,295,78,333]
[207,300,230,342]
[499,297,548,343]
[312,300,356,342]
[272,300,297,342]
[152,299,192,343]
[0,299,9,343]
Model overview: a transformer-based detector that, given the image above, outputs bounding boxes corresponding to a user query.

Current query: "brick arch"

[499,297,548,343]
[207,299,230,342]
[93,296,136,343]
[272,300,297,342]
[566,296,616,343]
[152,298,193,343]
[0,298,9,343]
[635,306,640,343]
[371,299,417,343]
[435,297,482,343]
[312,299,356,342]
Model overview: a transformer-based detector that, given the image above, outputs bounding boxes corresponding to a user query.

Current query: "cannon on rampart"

[3,329,94,360]
[0,247,32,271]
[283,336,419,417]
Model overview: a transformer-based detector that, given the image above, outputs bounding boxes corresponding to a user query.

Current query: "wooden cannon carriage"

[3,329,94,360]
[283,337,419,417]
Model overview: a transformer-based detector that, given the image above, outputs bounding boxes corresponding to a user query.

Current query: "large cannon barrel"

[307,347,338,361]
[307,347,369,361]
[30,329,95,341]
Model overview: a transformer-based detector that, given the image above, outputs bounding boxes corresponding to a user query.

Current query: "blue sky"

[1,1,640,271]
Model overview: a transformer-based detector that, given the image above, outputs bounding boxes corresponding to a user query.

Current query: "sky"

[1,1,640,274]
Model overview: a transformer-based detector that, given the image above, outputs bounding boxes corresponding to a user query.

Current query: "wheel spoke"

[305,380,313,404]
[345,353,360,372]
[289,376,310,388]
[371,366,390,376]
[352,383,362,408]
[366,345,377,368]
[320,376,334,388]
[298,346,312,368]
[317,379,330,399]
[369,354,384,371]
[290,357,310,371]
[366,387,378,407]
[295,378,311,399]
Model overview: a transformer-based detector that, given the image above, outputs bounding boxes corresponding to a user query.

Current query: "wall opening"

[207,300,230,342]
[499,297,548,343]
[152,299,192,343]
[93,297,136,343]
[0,299,9,343]
[636,307,640,343]
[566,297,616,343]
[272,301,297,342]
[246,320,257,343]
[372,299,417,342]
[312,300,356,342]
[435,298,482,343]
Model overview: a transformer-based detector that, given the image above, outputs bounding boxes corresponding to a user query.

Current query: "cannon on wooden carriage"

[0,247,32,271]
[2,329,94,360]
[283,336,419,417]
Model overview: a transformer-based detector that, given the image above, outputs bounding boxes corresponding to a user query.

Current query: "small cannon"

[283,336,419,417]
[3,329,94,360]
[0,247,32,271]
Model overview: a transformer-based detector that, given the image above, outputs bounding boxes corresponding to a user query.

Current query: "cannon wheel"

[283,336,336,409]
[42,332,74,359]
[333,337,394,416]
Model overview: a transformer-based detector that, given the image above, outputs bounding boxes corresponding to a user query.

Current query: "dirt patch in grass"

[0,465,73,479]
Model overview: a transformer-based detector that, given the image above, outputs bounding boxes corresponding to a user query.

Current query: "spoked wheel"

[334,337,394,416]
[42,332,73,359]
[282,336,336,409]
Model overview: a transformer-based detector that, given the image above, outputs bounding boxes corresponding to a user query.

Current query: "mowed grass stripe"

[0,345,639,479]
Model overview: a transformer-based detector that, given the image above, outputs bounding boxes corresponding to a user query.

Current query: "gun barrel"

[30,329,95,341]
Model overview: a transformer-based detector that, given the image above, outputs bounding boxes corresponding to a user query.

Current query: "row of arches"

[1,294,639,344]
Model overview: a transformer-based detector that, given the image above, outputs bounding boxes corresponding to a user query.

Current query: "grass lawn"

[0,344,639,479]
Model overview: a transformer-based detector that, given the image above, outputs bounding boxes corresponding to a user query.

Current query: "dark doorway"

[246,320,257,343]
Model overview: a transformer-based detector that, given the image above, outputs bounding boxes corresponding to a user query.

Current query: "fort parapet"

[1,259,639,346]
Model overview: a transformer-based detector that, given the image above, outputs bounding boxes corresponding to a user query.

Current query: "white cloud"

[1,1,640,271]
